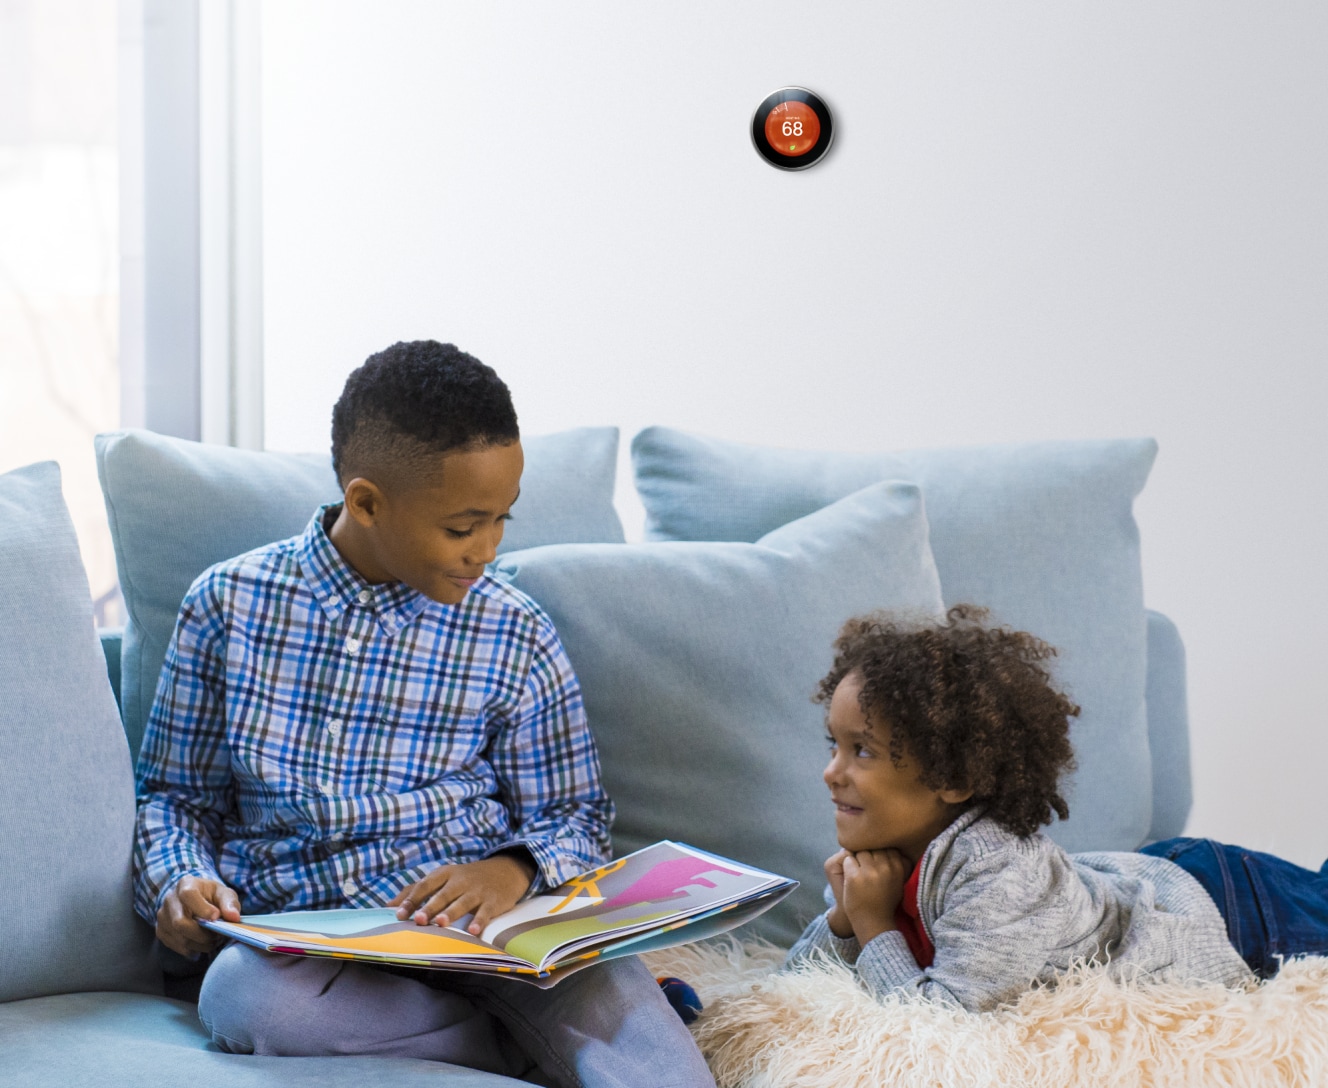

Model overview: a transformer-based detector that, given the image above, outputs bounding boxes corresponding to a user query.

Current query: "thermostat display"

[752,88,833,170]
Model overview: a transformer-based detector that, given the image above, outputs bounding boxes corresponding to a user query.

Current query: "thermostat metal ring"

[751,87,834,170]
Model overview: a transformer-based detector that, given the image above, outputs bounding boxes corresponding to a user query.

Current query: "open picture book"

[199,840,796,987]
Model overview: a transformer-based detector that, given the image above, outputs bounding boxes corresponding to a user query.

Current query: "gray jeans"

[198,943,716,1088]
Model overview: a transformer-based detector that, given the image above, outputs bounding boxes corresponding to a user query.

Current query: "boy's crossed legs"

[199,943,717,1088]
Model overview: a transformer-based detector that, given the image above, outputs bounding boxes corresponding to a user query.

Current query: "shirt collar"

[900,857,924,922]
[296,504,432,635]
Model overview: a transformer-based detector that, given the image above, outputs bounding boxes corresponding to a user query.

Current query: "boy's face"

[823,671,969,863]
[347,441,524,605]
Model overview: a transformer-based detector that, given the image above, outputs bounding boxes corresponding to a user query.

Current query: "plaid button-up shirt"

[132,505,613,921]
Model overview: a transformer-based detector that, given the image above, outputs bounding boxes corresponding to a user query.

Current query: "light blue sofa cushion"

[95,427,624,760]
[0,992,522,1088]
[495,481,946,945]
[0,462,157,1002]
[632,427,1158,854]
[1144,610,1192,843]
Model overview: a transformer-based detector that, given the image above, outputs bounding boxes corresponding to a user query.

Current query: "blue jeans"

[1140,837,1328,978]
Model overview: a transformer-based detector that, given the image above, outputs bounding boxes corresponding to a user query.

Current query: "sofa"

[0,425,1188,1086]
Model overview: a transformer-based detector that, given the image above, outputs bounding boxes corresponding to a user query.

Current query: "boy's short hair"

[816,605,1079,837]
[330,340,519,488]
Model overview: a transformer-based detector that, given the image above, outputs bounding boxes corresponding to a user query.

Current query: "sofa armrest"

[98,626,124,715]
[1144,610,1192,843]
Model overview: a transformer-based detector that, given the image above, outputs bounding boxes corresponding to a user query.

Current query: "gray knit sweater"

[785,808,1254,1012]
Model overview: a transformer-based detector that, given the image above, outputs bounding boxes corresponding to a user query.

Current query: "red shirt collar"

[893,854,935,968]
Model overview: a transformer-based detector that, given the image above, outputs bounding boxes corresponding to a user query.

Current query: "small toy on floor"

[657,976,703,1023]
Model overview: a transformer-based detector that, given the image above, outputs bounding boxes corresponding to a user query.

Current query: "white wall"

[260,2,1328,866]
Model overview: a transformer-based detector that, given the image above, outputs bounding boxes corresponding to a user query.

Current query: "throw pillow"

[632,426,1157,854]
[96,426,624,758]
[494,481,945,946]
[0,461,157,1000]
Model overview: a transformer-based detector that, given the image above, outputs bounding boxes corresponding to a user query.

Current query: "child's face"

[355,441,524,605]
[823,670,970,863]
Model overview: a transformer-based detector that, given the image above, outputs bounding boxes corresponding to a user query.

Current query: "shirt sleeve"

[483,614,614,891]
[132,575,235,923]
[783,883,864,970]
[853,844,1077,1012]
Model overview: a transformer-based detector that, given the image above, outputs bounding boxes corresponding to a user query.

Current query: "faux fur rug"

[642,940,1328,1088]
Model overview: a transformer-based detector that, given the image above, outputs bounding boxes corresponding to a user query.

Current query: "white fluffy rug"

[642,940,1328,1088]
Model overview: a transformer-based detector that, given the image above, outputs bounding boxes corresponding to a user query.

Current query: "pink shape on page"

[599,856,743,911]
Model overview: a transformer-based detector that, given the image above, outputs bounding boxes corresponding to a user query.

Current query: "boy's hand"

[156,875,242,957]
[841,848,910,947]
[824,849,854,938]
[389,853,537,936]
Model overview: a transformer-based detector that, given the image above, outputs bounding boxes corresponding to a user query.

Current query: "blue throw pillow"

[96,426,625,759]
[0,462,157,1001]
[632,426,1158,854]
[495,481,945,945]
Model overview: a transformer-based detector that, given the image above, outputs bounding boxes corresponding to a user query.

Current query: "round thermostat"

[751,87,834,170]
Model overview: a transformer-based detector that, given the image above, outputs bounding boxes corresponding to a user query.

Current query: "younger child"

[787,606,1328,1012]
[134,340,715,1087]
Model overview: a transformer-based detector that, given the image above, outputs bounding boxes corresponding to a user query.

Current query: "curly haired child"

[785,606,1328,1012]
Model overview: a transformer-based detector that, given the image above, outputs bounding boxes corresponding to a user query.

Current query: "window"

[0,0,122,624]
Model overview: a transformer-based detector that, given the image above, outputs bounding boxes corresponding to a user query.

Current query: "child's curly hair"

[815,606,1079,837]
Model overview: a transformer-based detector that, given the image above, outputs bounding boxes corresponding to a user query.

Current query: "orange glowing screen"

[763,101,821,157]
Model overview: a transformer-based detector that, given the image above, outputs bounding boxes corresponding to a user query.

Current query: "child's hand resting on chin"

[824,847,912,947]
[389,852,537,936]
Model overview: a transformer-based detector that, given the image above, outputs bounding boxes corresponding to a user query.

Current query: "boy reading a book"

[133,340,716,1087]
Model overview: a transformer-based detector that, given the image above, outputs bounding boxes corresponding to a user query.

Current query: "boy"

[787,606,1328,1013]
[133,340,716,1086]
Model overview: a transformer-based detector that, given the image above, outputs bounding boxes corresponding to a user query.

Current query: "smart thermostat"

[751,87,834,170]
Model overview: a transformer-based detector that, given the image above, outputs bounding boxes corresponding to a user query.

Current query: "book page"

[485,841,784,967]
[206,907,510,959]
[200,840,794,978]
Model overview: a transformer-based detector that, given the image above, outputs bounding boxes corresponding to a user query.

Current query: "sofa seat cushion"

[95,426,625,759]
[0,992,526,1088]
[495,481,945,946]
[632,427,1158,854]
[0,462,156,1002]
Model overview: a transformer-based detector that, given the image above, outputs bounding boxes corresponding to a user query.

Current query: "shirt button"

[327,718,343,737]
[329,831,344,843]
[319,781,335,796]
[327,594,340,606]
[357,589,372,604]
[345,637,361,655]
[342,878,358,896]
